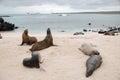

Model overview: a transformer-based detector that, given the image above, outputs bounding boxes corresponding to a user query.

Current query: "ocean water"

[3,14,120,34]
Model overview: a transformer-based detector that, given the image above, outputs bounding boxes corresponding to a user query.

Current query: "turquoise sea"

[2,14,120,34]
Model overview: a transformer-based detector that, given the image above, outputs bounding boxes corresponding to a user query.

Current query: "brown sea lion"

[23,51,43,68]
[21,29,37,45]
[86,55,102,77]
[0,34,2,39]
[30,28,54,51]
[79,43,99,56]
[104,31,115,36]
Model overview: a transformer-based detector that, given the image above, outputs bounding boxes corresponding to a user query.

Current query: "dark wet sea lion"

[86,55,102,77]
[79,43,99,56]
[23,51,43,68]
[30,28,54,51]
[21,29,37,45]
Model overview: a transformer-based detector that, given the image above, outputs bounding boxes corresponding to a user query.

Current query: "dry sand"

[0,32,120,80]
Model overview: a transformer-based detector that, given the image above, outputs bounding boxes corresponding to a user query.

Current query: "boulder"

[73,32,84,35]
[0,18,17,31]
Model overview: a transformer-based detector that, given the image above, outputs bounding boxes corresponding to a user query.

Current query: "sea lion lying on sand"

[21,29,37,45]
[86,55,102,77]
[23,51,43,68]
[104,31,115,36]
[30,28,54,51]
[0,34,2,39]
[79,43,99,56]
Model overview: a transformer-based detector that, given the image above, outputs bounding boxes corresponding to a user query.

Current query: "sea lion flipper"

[40,58,45,64]
[52,44,58,47]
[20,42,24,46]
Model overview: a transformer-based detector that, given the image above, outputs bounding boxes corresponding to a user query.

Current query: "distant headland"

[0,15,10,17]
[52,11,120,14]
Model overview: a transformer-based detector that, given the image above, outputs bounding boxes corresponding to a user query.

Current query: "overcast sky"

[0,0,120,14]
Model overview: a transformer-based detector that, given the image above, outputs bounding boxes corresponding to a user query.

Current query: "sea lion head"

[47,28,51,35]
[92,50,100,55]
[86,69,93,77]
[24,29,28,35]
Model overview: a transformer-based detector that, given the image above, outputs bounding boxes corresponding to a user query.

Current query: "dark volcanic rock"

[98,30,106,34]
[88,23,91,25]
[73,32,84,35]
[98,26,120,35]
[0,17,17,31]
[83,29,87,32]
[0,18,4,23]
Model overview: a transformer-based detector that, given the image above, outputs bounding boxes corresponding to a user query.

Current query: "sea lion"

[0,34,2,39]
[23,51,43,68]
[86,55,102,77]
[30,28,54,51]
[79,43,100,56]
[21,29,37,45]
[104,31,115,36]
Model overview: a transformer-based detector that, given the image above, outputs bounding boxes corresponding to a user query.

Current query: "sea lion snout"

[24,29,28,35]
[92,50,100,55]
[86,69,93,77]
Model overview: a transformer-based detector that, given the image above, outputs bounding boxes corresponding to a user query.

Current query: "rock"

[98,30,106,34]
[0,17,4,23]
[0,18,4,23]
[73,32,84,35]
[83,29,87,32]
[15,26,19,29]
[0,18,18,31]
[88,23,91,25]
[60,30,65,32]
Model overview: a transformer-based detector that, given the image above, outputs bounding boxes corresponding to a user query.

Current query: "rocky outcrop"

[0,17,18,31]
[98,27,120,36]
[73,32,84,35]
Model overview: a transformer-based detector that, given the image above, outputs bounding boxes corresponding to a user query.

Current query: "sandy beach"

[0,32,120,80]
